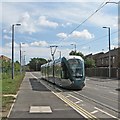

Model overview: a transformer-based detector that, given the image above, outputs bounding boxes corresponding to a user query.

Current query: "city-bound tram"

[41,55,85,90]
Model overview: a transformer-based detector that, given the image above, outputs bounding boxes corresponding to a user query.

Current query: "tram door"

[61,62,69,79]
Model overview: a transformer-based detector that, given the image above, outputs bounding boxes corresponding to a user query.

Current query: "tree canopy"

[28,58,47,71]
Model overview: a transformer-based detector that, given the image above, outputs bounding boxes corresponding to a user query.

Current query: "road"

[8,72,120,120]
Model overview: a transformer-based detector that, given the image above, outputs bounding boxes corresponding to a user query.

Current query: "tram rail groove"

[73,91,119,114]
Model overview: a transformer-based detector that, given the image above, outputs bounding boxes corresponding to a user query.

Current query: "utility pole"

[50,45,58,84]
[58,51,61,59]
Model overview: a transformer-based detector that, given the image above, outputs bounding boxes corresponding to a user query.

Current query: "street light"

[12,23,21,79]
[71,43,76,52]
[103,27,111,78]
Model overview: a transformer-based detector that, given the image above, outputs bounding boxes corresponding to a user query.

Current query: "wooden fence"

[85,67,120,79]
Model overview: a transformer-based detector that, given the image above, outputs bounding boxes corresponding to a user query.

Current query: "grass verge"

[2,74,25,94]
[2,73,25,119]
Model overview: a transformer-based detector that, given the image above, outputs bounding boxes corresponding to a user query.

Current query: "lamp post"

[71,43,76,53]
[12,23,21,79]
[103,27,111,78]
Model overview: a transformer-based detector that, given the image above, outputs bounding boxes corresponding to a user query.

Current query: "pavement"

[7,72,85,120]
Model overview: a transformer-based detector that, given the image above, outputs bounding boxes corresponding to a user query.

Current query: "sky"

[1,0,119,64]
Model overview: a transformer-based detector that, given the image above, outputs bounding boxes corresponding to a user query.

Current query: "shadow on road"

[29,78,50,91]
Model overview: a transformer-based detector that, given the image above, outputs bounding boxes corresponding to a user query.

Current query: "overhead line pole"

[50,45,58,84]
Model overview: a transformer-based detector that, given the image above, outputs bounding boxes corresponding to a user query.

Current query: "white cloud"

[38,16,58,28]
[57,33,68,39]
[70,29,94,39]
[30,41,48,47]
[21,43,29,47]
[5,42,19,48]
[18,12,36,34]
[3,29,7,33]
[3,35,11,40]
[61,22,72,27]
[111,44,118,49]
[57,29,94,40]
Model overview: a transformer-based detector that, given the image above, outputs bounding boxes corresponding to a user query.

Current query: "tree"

[28,58,47,71]
[85,58,95,68]
[14,61,20,73]
[69,51,84,58]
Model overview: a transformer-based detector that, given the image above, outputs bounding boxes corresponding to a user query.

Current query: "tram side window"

[61,62,69,79]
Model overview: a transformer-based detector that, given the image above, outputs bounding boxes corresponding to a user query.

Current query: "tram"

[41,55,85,90]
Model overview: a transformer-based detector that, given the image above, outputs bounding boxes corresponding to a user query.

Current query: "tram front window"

[68,59,83,78]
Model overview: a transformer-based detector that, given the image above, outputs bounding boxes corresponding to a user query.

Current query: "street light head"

[16,23,21,26]
[106,2,118,4]
[103,27,110,29]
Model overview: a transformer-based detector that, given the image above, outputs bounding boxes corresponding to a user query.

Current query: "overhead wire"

[77,30,119,47]
[68,0,111,35]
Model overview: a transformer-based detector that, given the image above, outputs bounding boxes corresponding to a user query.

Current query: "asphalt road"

[8,72,120,120]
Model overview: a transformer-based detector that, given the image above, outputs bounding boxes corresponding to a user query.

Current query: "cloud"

[5,42,19,48]
[70,29,94,39]
[57,29,94,40]
[57,33,68,39]
[3,35,11,40]
[111,44,118,49]
[18,12,36,34]
[38,16,58,28]
[61,22,72,27]
[30,41,48,47]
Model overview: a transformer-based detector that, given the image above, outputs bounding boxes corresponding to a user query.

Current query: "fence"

[85,67,120,79]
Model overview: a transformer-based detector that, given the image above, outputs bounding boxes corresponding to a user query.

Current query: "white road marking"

[91,110,98,114]
[109,91,118,95]
[30,73,38,79]
[94,107,117,119]
[67,94,83,102]
[75,101,82,104]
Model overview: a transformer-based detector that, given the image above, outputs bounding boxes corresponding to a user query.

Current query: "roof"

[0,55,11,61]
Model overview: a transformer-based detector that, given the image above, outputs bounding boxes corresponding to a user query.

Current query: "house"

[85,47,120,68]
[0,55,11,62]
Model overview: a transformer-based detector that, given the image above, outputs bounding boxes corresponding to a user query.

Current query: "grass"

[1,73,25,119]
[2,74,25,94]
[2,96,15,112]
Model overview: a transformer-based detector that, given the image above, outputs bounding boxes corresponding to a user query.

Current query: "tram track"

[73,91,119,114]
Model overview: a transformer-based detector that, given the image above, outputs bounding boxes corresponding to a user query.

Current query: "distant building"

[85,47,120,68]
[0,55,11,62]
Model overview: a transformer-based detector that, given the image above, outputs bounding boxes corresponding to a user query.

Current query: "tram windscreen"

[68,59,83,78]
